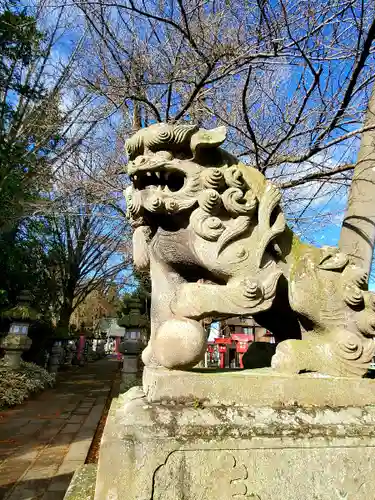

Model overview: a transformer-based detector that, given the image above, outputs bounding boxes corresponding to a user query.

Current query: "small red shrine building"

[207,316,275,369]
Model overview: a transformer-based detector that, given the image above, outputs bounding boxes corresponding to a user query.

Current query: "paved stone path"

[0,357,120,500]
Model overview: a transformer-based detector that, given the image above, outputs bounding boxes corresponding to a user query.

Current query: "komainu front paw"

[170,291,192,318]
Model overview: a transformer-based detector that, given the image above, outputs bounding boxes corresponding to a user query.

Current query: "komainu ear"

[190,126,227,157]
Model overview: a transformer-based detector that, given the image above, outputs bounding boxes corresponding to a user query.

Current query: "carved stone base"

[143,366,375,407]
[95,386,375,500]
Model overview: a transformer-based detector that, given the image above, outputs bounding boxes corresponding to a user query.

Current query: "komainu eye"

[135,156,147,165]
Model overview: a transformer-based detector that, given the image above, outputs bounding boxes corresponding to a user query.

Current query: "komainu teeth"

[146,172,152,177]
[164,185,171,193]
[155,172,161,179]
[134,175,138,181]
[157,185,162,191]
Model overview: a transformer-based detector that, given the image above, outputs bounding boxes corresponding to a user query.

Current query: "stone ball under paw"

[141,343,153,366]
[153,319,206,369]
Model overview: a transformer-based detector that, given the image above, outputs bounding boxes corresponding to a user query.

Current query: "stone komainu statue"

[125,123,375,377]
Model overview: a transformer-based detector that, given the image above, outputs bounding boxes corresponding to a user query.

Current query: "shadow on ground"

[0,472,74,500]
[0,358,120,500]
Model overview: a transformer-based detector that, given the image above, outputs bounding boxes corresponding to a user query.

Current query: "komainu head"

[124,123,245,225]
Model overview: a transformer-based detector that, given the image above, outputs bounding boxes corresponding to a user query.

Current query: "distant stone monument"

[93,123,375,500]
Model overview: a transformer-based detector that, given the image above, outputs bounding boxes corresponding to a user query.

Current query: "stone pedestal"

[143,366,375,406]
[1,334,32,369]
[121,354,139,388]
[119,340,142,391]
[95,370,375,500]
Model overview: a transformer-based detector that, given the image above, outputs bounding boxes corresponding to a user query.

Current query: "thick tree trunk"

[57,300,74,333]
[339,86,375,276]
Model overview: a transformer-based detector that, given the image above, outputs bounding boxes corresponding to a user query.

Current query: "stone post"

[97,340,105,357]
[88,340,95,361]
[64,342,76,366]
[60,345,66,365]
[0,334,32,369]
[48,342,62,374]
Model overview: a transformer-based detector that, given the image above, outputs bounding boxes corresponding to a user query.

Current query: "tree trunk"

[339,85,375,276]
[57,300,74,334]
[132,101,142,132]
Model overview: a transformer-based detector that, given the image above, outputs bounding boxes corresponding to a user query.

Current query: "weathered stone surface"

[95,387,375,500]
[143,366,375,407]
[125,122,375,376]
[122,354,138,374]
[1,333,32,368]
[49,342,63,373]
[63,464,97,500]
[120,354,140,392]
[153,448,375,500]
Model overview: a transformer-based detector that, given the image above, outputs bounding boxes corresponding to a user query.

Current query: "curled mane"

[125,124,198,160]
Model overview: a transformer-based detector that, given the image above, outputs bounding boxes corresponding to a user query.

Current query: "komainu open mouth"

[130,169,185,192]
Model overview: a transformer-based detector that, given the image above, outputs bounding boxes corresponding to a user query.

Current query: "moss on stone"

[64,464,97,500]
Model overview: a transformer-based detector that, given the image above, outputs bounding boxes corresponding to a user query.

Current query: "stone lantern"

[1,290,37,369]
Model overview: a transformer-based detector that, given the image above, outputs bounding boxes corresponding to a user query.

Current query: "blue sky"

[21,0,374,293]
